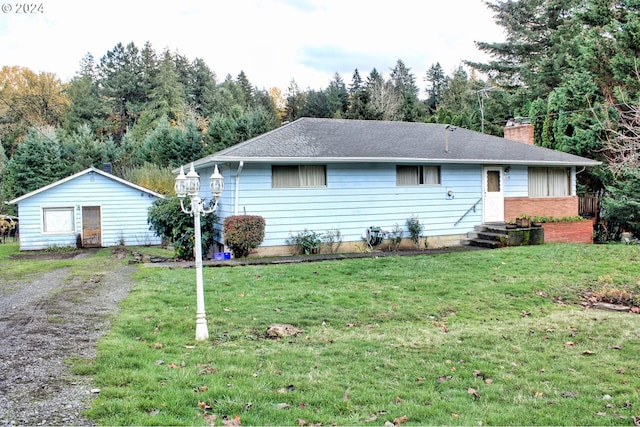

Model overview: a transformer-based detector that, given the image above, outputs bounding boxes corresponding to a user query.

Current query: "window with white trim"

[528,167,570,197]
[272,165,327,188]
[43,207,75,233]
[396,165,441,186]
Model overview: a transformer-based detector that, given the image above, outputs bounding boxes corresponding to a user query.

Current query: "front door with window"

[483,167,504,223]
[82,206,102,247]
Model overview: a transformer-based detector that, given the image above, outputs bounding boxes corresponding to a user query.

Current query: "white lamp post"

[175,163,224,341]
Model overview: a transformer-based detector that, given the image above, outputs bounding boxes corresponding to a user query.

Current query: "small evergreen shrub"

[224,215,266,258]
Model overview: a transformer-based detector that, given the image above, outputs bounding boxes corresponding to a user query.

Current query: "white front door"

[483,166,504,223]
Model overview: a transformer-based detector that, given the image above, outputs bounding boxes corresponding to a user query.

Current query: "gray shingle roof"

[194,118,600,167]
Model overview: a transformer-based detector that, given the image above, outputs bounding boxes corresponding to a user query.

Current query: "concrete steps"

[462,224,509,249]
[463,223,544,248]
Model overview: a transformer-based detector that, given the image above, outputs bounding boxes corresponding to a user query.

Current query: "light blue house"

[8,167,164,250]
[184,118,600,256]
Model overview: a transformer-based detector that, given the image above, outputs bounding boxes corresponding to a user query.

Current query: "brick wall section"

[542,219,594,243]
[504,196,579,222]
[504,123,534,145]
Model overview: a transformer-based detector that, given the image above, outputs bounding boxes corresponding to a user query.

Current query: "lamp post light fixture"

[175,163,224,341]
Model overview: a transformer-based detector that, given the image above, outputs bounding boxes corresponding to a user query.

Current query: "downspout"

[574,166,585,196]
[234,161,244,215]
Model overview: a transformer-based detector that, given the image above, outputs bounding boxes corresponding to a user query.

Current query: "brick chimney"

[504,119,534,145]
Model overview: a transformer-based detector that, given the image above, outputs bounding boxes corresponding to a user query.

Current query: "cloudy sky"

[1,0,504,96]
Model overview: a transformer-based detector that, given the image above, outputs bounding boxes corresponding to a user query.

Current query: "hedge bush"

[147,197,218,260]
[223,215,265,258]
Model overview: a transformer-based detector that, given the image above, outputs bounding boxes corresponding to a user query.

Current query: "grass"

[0,242,75,285]
[3,242,638,425]
[0,242,129,291]
[76,243,640,426]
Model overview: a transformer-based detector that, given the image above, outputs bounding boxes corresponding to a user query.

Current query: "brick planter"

[542,220,594,243]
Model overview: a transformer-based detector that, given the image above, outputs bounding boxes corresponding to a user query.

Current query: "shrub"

[322,228,343,254]
[388,223,403,251]
[406,215,424,248]
[147,197,218,260]
[287,229,323,255]
[224,215,265,258]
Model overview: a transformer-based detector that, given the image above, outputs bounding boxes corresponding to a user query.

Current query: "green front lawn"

[80,244,639,425]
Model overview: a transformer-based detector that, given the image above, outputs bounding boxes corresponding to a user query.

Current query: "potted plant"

[516,214,531,228]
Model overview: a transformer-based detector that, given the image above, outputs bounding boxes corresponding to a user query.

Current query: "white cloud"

[0,0,504,94]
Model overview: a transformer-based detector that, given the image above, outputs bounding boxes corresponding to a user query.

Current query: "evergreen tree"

[470,0,581,99]
[61,124,111,173]
[602,170,640,238]
[139,42,159,101]
[299,90,331,118]
[139,116,203,168]
[62,54,110,135]
[2,127,64,200]
[131,50,186,143]
[390,59,422,122]
[236,71,255,108]
[284,79,304,122]
[112,131,142,176]
[346,69,370,120]
[326,73,349,117]
[204,106,278,153]
[187,58,218,117]
[424,62,446,112]
[0,140,7,213]
[98,42,146,139]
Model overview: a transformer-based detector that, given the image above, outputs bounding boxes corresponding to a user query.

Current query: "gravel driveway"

[0,251,136,426]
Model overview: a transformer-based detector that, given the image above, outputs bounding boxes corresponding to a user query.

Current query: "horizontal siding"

[504,166,528,197]
[503,165,577,198]
[17,171,161,250]
[214,163,486,247]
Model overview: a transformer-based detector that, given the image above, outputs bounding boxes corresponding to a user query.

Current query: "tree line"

[0,40,505,207]
[1,0,639,238]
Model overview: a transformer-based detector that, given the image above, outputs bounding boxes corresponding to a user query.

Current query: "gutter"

[201,156,602,167]
[234,161,244,215]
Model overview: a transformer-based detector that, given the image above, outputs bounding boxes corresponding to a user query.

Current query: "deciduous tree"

[0,66,69,155]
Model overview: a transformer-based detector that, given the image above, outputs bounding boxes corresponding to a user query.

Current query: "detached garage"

[7,167,164,251]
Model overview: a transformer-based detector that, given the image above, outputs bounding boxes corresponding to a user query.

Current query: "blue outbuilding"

[7,167,164,250]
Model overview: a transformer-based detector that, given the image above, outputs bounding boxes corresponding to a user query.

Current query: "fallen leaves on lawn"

[393,415,408,425]
[222,414,241,426]
[437,375,452,383]
[203,414,217,427]
[468,388,480,399]
[198,401,212,410]
[434,322,449,333]
[277,384,295,394]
